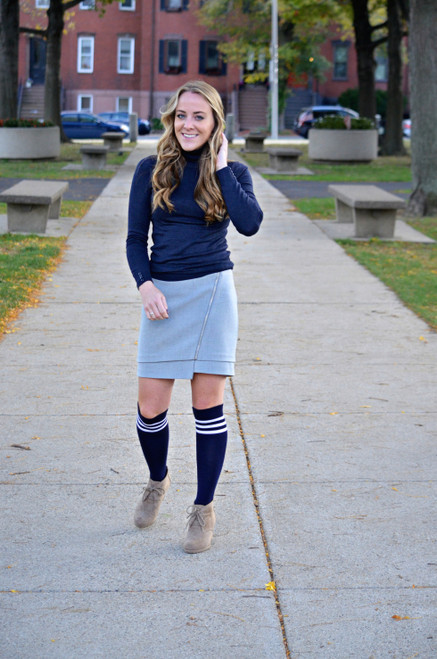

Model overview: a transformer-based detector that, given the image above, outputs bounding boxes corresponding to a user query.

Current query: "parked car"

[402,118,411,138]
[98,111,151,135]
[61,112,128,139]
[293,105,360,138]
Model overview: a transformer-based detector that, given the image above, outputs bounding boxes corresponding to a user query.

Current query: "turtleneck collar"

[182,146,206,162]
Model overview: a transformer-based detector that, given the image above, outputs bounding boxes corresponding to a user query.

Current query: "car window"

[62,114,79,123]
[81,115,97,124]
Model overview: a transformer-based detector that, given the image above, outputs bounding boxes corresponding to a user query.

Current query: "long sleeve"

[216,162,263,236]
[126,157,155,288]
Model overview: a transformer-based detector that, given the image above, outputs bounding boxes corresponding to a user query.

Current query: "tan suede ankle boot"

[183,502,216,553]
[134,472,171,528]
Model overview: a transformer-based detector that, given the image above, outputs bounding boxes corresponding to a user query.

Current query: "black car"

[294,105,360,138]
[61,112,128,139]
[98,112,151,135]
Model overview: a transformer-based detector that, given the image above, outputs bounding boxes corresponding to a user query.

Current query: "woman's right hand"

[139,281,169,320]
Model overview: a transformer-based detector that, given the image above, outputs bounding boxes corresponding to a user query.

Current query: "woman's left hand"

[216,133,228,171]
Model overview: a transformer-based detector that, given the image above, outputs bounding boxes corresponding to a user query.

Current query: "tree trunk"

[0,0,19,118]
[382,0,406,155]
[45,0,69,140]
[351,0,376,120]
[408,0,437,215]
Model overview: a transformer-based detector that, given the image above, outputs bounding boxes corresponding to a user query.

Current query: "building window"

[375,56,388,82]
[199,41,226,76]
[160,0,189,11]
[35,0,49,8]
[119,0,135,10]
[159,39,187,74]
[78,95,93,112]
[80,0,96,9]
[77,36,94,73]
[333,42,349,80]
[118,37,135,74]
[117,97,132,112]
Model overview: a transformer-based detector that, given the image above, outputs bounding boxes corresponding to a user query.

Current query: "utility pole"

[270,0,279,139]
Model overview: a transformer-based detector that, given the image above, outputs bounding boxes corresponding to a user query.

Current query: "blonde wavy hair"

[152,80,227,224]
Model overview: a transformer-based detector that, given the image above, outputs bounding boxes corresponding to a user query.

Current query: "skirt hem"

[137,359,235,379]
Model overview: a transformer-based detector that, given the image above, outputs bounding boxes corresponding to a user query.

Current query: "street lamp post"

[270,0,279,139]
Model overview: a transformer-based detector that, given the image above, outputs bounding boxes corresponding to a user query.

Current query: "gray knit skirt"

[137,270,238,379]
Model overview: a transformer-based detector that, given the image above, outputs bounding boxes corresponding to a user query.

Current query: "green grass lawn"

[238,144,412,182]
[339,223,437,330]
[0,142,132,179]
[0,234,65,334]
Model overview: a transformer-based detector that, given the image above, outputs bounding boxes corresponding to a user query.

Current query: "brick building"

[18,0,245,125]
[17,1,402,132]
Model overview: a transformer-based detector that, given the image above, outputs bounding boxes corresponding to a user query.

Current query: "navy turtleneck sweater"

[126,148,263,286]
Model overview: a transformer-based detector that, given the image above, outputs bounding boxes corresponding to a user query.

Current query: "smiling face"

[174,91,216,151]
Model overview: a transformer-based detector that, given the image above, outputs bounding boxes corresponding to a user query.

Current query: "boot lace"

[141,483,166,502]
[185,505,206,530]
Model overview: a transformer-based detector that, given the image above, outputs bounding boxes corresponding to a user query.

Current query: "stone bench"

[0,179,69,233]
[101,131,126,152]
[80,145,109,170]
[244,133,267,152]
[266,147,303,172]
[328,184,405,238]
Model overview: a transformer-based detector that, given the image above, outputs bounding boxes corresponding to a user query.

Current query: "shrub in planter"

[0,119,60,159]
[309,115,378,162]
[0,118,54,128]
[313,116,376,130]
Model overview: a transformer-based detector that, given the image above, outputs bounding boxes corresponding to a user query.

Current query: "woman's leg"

[191,373,227,505]
[184,373,227,552]
[136,377,174,481]
[134,378,174,529]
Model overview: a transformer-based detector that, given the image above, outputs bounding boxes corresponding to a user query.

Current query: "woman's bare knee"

[138,378,174,418]
[191,373,226,409]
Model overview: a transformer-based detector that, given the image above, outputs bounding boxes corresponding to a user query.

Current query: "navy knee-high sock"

[193,404,228,506]
[136,406,169,482]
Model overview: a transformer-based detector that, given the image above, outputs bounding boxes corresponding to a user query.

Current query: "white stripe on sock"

[136,415,168,433]
[195,415,227,435]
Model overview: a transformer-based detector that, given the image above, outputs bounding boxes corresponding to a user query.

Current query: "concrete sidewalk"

[1,143,436,658]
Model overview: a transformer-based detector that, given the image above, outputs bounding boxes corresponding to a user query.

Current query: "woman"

[126,80,263,553]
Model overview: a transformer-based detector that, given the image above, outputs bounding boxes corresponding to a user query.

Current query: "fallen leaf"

[265,581,276,591]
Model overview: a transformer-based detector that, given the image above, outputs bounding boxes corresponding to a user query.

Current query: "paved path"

[1,143,436,658]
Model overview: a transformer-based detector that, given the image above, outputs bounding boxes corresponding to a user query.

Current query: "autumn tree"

[0,0,19,118]
[196,0,341,113]
[408,0,437,215]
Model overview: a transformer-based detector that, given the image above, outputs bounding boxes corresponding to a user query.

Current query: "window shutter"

[221,57,227,76]
[199,41,206,74]
[181,40,188,73]
[160,0,166,9]
[183,0,189,9]
[159,40,165,73]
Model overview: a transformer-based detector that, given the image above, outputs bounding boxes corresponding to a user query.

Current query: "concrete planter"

[308,128,378,162]
[0,126,61,159]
